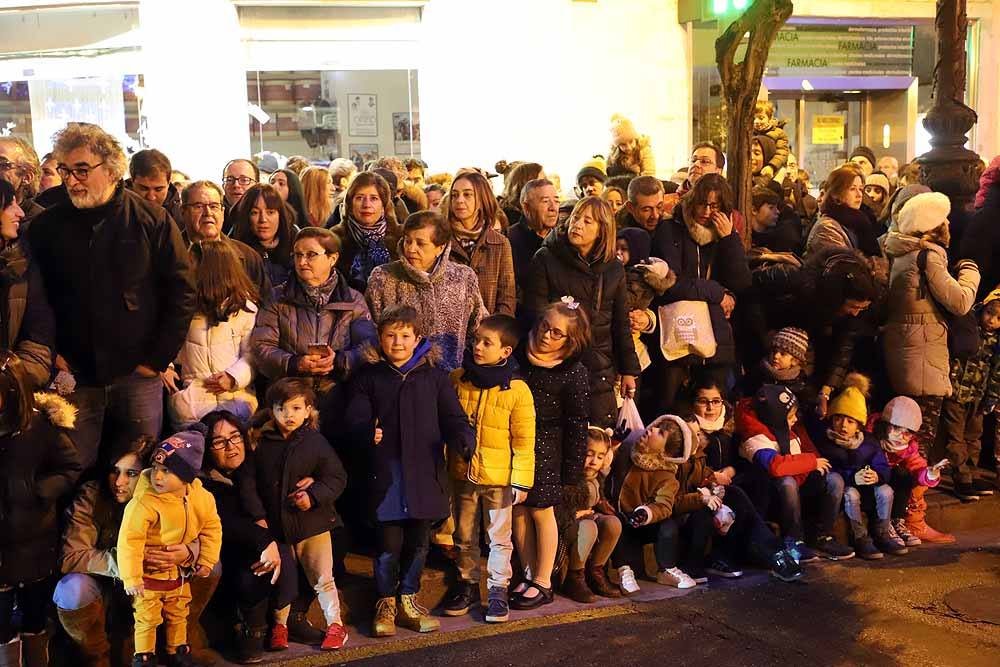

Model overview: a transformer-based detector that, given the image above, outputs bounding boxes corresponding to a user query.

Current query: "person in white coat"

[162,239,261,428]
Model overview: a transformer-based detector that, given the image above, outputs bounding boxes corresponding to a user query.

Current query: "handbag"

[916,249,980,360]
[658,300,718,361]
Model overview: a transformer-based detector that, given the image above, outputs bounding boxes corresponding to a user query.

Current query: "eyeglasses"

[184,202,223,213]
[209,433,244,450]
[223,176,256,187]
[293,250,329,262]
[696,202,722,212]
[0,159,15,173]
[690,157,716,167]
[694,398,724,407]
[537,321,567,341]
[56,161,104,182]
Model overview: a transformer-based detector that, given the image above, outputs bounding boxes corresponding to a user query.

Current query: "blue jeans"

[68,372,164,470]
[773,471,845,541]
[375,519,431,597]
[844,484,894,526]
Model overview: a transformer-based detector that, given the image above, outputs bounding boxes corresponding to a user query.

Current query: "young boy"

[442,314,536,623]
[118,429,222,667]
[736,385,854,563]
[941,290,1000,501]
[238,378,349,651]
[748,327,810,399]
[811,374,907,560]
[346,305,475,638]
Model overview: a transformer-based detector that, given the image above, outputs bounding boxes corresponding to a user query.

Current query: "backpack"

[916,249,980,360]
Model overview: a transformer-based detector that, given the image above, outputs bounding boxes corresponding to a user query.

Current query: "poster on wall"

[348,94,378,136]
[812,115,845,145]
[393,112,421,156]
[349,143,379,169]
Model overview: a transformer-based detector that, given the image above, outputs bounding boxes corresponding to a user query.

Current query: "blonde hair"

[51,122,127,182]
[564,196,616,263]
[300,166,332,227]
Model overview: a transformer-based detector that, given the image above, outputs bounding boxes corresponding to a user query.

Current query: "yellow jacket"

[449,369,536,489]
[117,471,222,590]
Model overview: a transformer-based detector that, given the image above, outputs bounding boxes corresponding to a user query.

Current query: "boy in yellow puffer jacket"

[118,427,222,666]
[443,314,535,624]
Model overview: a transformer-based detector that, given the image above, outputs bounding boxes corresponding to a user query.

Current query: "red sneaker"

[269,623,289,651]
[321,623,349,650]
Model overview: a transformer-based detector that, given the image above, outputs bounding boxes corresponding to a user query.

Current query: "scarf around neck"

[452,222,484,255]
[695,411,726,434]
[300,271,338,311]
[822,200,881,256]
[761,359,802,383]
[347,215,391,287]
[826,428,864,450]
[526,332,565,369]
[461,353,518,390]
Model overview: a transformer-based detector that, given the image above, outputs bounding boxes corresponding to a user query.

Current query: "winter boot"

[235,624,267,664]
[57,600,111,667]
[0,637,21,667]
[562,569,596,603]
[874,520,908,556]
[372,597,397,637]
[287,610,325,645]
[850,519,883,560]
[19,632,48,667]
[585,560,621,598]
[187,572,221,666]
[905,485,956,544]
[397,594,440,633]
[132,654,155,667]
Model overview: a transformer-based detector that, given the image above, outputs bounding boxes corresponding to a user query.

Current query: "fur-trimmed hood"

[33,391,77,430]
[358,338,444,369]
[631,258,677,294]
[630,415,692,471]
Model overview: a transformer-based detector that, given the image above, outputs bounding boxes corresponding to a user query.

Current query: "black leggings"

[0,579,51,643]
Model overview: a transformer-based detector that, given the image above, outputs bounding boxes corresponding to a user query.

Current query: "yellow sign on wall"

[812,115,845,145]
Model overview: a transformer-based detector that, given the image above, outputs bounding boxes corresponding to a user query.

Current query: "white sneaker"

[657,567,697,589]
[617,565,641,595]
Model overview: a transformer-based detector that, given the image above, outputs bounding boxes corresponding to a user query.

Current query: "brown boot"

[57,601,111,667]
[562,569,596,603]
[585,561,621,598]
[905,485,956,544]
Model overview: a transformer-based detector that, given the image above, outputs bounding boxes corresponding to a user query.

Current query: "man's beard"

[69,185,114,209]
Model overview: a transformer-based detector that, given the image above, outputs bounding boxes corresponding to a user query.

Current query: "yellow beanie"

[828,372,870,425]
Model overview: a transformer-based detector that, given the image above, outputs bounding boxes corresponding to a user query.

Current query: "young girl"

[563,427,622,603]
[511,299,591,610]
[164,239,260,430]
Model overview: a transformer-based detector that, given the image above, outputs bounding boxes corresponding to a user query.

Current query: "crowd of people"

[0,112,997,667]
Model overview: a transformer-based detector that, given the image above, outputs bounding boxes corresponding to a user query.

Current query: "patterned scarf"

[347,215,391,287]
[826,428,864,450]
[761,359,802,382]
[300,271,338,311]
[452,223,483,256]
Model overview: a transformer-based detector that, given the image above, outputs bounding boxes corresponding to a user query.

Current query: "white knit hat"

[882,396,922,432]
[865,172,891,195]
[897,191,950,236]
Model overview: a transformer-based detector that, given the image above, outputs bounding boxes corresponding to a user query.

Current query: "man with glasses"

[179,180,271,304]
[682,142,726,195]
[221,158,259,234]
[0,136,45,219]
[27,122,196,471]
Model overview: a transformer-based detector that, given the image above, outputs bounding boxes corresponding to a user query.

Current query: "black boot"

[236,625,267,665]
[287,610,325,645]
[168,644,196,667]
[132,654,156,667]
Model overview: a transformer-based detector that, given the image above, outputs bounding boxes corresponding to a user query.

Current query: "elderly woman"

[199,410,298,664]
[251,226,376,436]
[328,171,400,293]
[447,170,516,316]
[365,211,486,372]
[524,196,640,427]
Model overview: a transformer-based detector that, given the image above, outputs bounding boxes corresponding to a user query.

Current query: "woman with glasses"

[523,196,640,428]
[648,174,752,415]
[199,410,297,664]
[161,239,261,430]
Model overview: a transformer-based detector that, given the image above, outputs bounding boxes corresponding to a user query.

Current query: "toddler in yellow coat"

[117,426,222,666]
[442,314,536,624]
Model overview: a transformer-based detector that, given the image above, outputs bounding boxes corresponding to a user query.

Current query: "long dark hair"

[192,239,259,324]
[230,183,296,262]
[0,179,16,211]
[272,168,310,227]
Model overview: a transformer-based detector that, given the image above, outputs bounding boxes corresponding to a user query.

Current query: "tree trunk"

[715,0,794,249]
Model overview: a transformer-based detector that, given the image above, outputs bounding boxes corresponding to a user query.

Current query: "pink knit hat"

[975,155,1000,209]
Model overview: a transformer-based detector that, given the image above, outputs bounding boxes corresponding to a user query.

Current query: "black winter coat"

[516,348,590,508]
[239,422,347,544]
[0,393,82,584]
[203,468,275,563]
[345,347,475,521]
[28,184,196,385]
[507,222,544,301]
[650,207,752,366]
[523,232,640,427]
[960,182,1000,300]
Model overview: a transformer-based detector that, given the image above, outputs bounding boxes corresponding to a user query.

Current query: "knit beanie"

[151,425,207,484]
[898,191,950,237]
[827,372,870,425]
[890,184,931,223]
[850,146,877,170]
[610,114,638,146]
[754,384,798,455]
[617,227,651,266]
[865,172,891,196]
[770,327,809,366]
[576,165,608,187]
[881,396,922,432]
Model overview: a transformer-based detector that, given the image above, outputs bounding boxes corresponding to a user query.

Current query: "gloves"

[612,421,632,447]
[629,507,650,528]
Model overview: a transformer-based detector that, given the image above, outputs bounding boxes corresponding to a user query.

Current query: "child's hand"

[289,490,313,511]
[255,519,269,529]
[513,489,529,505]
[193,564,211,578]
[125,582,144,597]
[928,459,949,479]
[374,427,383,445]
[700,488,723,511]
[854,467,878,486]
[815,457,832,475]
[713,467,735,486]
[629,507,650,528]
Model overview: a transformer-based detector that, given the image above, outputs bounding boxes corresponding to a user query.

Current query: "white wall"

[418,0,691,189]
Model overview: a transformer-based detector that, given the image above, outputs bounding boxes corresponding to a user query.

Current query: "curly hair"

[51,122,128,182]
